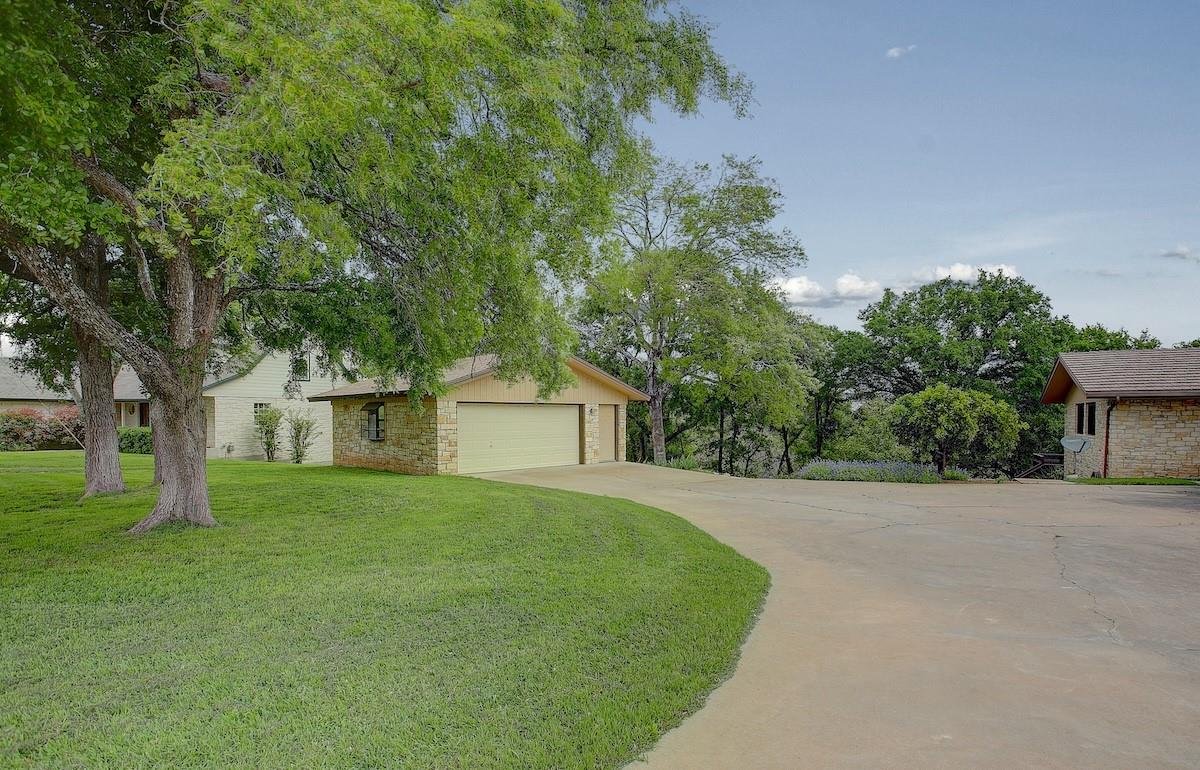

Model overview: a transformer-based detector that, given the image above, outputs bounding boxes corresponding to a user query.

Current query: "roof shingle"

[1042,348,1200,402]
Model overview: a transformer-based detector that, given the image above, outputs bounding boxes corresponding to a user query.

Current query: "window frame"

[1086,402,1097,436]
[1075,403,1085,434]
[360,401,385,442]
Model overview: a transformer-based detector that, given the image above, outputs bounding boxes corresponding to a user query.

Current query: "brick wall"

[1108,399,1200,478]
[331,396,440,474]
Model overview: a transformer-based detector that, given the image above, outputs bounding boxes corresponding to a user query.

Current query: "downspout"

[1101,397,1118,478]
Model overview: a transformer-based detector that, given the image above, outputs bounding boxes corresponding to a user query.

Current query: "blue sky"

[642,0,1199,343]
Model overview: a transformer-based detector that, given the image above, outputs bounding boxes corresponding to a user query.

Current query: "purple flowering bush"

[796,459,966,483]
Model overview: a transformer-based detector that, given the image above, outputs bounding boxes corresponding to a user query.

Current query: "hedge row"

[117,427,154,454]
[796,459,951,483]
[0,407,84,451]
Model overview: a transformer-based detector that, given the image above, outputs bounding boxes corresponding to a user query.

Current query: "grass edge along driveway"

[0,452,767,770]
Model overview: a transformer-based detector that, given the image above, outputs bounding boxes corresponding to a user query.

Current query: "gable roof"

[0,358,73,402]
[1040,348,1200,403]
[309,355,649,402]
[0,354,264,403]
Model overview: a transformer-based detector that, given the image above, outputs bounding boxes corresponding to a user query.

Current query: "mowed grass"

[1068,476,1198,485]
[0,452,767,770]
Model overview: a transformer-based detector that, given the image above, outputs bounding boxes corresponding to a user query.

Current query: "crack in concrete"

[1050,532,1122,645]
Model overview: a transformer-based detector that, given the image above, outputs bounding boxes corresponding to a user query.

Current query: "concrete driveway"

[479,463,1200,769]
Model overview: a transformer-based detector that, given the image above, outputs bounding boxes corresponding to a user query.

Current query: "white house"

[200,351,338,463]
[1,352,338,463]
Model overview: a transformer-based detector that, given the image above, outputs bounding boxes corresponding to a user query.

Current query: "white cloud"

[908,262,1020,285]
[834,272,883,299]
[1159,244,1197,263]
[775,263,1023,311]
[775,272,884,308]
[774,276,829,305]
[886,44,917,59]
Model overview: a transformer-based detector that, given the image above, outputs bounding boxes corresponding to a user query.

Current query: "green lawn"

[1068,476,1198,485]
[0,452,767,770]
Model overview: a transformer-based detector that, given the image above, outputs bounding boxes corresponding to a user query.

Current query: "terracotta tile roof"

[1041,348,1200,403]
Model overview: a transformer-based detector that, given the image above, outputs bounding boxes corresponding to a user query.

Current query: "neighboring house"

[310,355,649,475]
[0,358,74,413]
[1,353,338,463]
[113,367,152,427]
[1040,348,1200,478]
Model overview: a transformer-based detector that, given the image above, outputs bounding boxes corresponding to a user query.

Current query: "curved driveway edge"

[478,463,1200,770]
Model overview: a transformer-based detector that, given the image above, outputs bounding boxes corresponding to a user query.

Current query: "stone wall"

[581,403,600,464]
[1063,398,1108,478]
[616,403,627,461]
[1108,399,1200,478]
[435,400,458,475]
[331,396,440,474]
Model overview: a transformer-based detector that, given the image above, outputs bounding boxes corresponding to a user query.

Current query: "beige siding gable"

[449,366,630,405]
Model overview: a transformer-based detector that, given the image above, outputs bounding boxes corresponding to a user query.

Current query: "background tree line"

[574,180,1174,477]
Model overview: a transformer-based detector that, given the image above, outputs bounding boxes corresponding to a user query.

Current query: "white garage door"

[457,403,580,474]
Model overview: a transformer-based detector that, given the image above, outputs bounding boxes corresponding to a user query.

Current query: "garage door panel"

[457,403,580,474]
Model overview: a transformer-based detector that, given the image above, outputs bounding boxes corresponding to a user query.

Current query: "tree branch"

[71,154,147,225]
[1,219,170,387]
[127,236,159,304]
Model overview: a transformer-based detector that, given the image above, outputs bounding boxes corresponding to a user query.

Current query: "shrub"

[117,427,154,454]
[285,408,320,464]
[44,406,84,448]
[656,455,703,471]
[891,384,1023,474]
[0,407,83,450]
[797,460,942,484]
[0,409,47,450]
[825,398,913,463]
[254,405,285,462]
[941,467,970,481]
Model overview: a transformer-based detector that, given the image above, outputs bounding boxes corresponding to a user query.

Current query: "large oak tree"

[0,0,747,531]
[577,154,804,463]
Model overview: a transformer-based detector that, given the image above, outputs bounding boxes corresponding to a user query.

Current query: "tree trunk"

[813,401,825,457]
[130,388,214,534]
[717,404,726,475]
[776,427,794,476]
[151,405,165,484]
[73,325,124,496]
[730,414,740,477]
[649,390,667,465]
[67,236,124,496]
[6,197,227,534]
[936,445,947,475]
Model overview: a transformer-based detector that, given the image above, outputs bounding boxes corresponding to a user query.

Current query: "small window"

[253,402,270,415]
[291,353,311,382]
[1075,403,1085,434]
[1086,402,1097,436]
[360,401,385,441]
